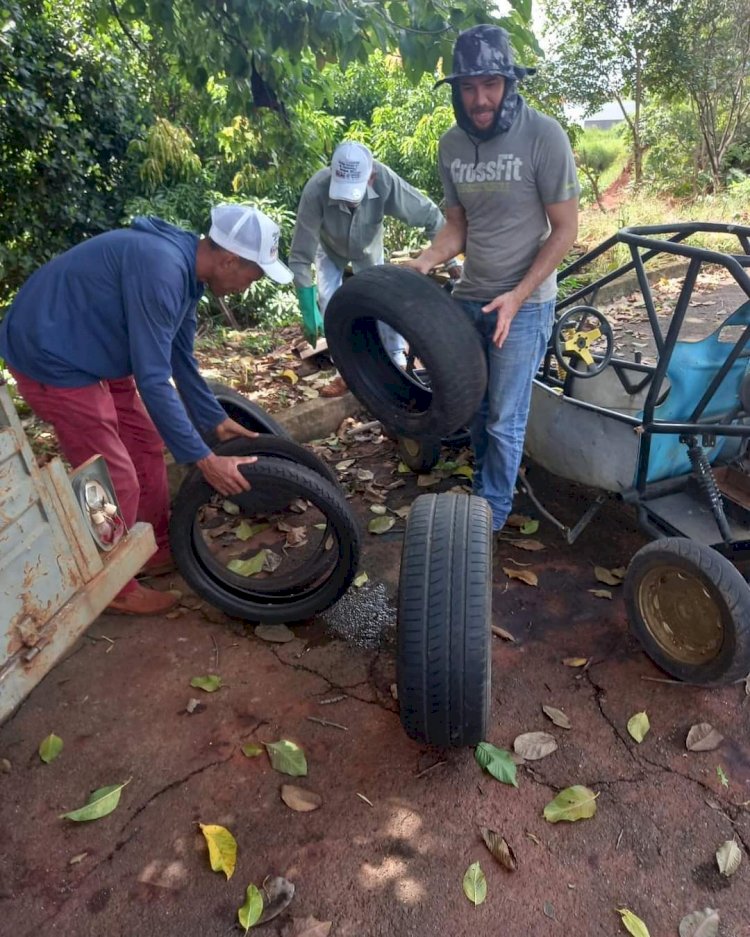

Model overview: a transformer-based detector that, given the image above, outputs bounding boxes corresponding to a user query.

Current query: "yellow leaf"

[452,465,474,479]
[503,567,538,587]
[627,711,650,743]
[280,369,299,385]
[594,566,624,586]
[562,657,588,667]
[200,823,237,879]
[618,908,651,937]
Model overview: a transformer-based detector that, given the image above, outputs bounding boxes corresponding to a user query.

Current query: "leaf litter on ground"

[618,908,650,937]
[190,674,222,693]
[265,739,307,777]
[462,861,487,906]
[200,823,237,879]
[38,733,63,764]
[627,711,650,743]
[686,723,723,751]
[542,705,572,729]
[238,883,264,932]
[543,786,598,823]
[678,908,719,937]
[503,567,538,587]
[513,732,558,761]
[60,779,130,822]
[480,828,517,871]
[280,785,322,812]
[716,839,742,876]
[475,742,518,787]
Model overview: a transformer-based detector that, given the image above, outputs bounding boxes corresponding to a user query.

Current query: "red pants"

[11,370,170,592]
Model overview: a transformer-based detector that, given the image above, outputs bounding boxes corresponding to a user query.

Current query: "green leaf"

[238,883,264,932]
[235,521,269,541]
[222,500,241,515]
[190,674,223,693]
[265,739,308,777]
[227,551,268,576]
[397,461,412,474]
[474,742,518,787]
[618,908,651,937]
[241,743,263,758]
[520,519,539,535]
[543,785,598,823]
[60,780,129,822]
[627,711,650,743]
[462,861,487,905]
[452,465,474,479]
[368,515,395,535]
[200,823,237,879]
[716,765,729,787]
[39,733,63,764]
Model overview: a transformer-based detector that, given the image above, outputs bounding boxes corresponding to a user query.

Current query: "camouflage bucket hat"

[435,24,535,87]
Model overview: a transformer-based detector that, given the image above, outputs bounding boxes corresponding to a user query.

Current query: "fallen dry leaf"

[282,917,332,937]
[594,566,624,586]
[589,589,613,600]
[513,731,558,761]
[716,839,742,877]
[280,785,322,812]
[562,657,589,668]
[506,514,533,528]
[503,567,538,587]
[511,539,545,552]
[480,828,517,871]
[542,705,572,729]
[686,723,724,752]
[678,908,719,937]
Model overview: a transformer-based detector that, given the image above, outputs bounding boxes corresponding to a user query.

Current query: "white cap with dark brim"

[209,204,293,284]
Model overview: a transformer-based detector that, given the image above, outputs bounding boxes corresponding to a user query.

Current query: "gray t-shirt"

[439,102,580,302]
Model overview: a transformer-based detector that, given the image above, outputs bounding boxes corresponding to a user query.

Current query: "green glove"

[296,285,325,346]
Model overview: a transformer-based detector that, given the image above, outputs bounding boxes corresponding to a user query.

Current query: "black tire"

[170,458,360,623]
[397,492,492,746]
[325,265,487,438]
[624,537,750,685]
[204,380,291,443]
[397,435,442,473]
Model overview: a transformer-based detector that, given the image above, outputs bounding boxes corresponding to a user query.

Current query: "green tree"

[0,0,144,298]
[112,0,539,111]
[541,0,664,186]
[646,0,750,191]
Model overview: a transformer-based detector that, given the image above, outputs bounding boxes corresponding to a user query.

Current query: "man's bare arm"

[406,204,467,274]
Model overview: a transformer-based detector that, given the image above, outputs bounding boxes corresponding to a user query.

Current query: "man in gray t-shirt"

[407,24,580,531]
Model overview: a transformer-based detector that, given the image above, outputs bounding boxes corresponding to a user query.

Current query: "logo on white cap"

[329,142,373,203]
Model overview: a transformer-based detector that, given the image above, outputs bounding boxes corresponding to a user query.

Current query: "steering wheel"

[553,305,614,378]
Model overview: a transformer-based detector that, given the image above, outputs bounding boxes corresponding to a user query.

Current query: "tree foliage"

[646,0,750,190]
[0,0,144,294]
[113,0,539,111]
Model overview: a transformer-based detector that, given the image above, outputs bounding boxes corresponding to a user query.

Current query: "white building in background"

[582,101,636,130]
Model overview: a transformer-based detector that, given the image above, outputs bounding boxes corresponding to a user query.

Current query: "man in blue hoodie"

[0,204,293,615]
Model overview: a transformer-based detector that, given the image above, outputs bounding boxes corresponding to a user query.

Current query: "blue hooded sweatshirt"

[0,217,227,463]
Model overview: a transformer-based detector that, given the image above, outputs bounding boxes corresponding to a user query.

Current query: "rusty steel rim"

[636,564,724,665]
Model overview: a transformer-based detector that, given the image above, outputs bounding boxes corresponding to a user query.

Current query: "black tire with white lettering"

[397,493,492,746]
[325,265,486,438]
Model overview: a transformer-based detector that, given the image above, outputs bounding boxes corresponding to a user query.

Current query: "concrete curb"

[581,260,690,306]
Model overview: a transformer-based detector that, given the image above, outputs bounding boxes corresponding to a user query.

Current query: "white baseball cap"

[329,141,373,203]
[209,204,293,284]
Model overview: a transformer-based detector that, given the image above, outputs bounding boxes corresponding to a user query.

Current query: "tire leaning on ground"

[204,380,291,444]
[171,448,360,623]
[397,492,493,746]
[325,265,487,439]
[624,537,750,685]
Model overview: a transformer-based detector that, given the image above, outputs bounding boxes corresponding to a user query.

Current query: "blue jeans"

[459,298,555,531]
